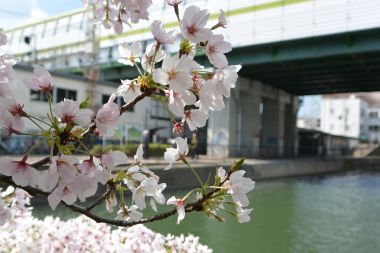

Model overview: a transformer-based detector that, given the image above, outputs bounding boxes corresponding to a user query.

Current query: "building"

[320,93,380,143]
[0,65,172,154]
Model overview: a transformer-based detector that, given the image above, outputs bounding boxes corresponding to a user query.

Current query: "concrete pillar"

[238,92,261,157]
[261,98,281,157]
[284,96,299,156]
[207,99,231,157]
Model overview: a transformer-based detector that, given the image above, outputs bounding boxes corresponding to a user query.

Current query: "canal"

[33,171,380,253]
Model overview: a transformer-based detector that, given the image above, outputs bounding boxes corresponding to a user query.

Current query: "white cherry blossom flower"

[224,170,255,207]
[164,137,189,170]
[0,156,38,187]
[101,150,128,171]
[218,10,227,28]
[47,181,79,210]
[181,5,212,43]
[116,205,143,222]
[116,79,142,104]
[214,65,241,97]
[118,42,142,66]
[132,177,159,210]
[134,144,144,163]
[168,89,196,117]
[198,79,225,112]
[151,20,177,44]
[23,66,52,92]
[0,198,11,225]
[183,109,208,131]
[141,43,166,72]
[167,196,186,224]
[152,54,194,92]
[205,34,232,68]
[150,183,166,212]
[236,205,253,223]
[95,94,120,136]
[55,99,94,126]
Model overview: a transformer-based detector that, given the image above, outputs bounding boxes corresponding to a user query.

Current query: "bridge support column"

[261,98,284,157]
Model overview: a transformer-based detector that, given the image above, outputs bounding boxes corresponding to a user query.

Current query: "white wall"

[320,95,363,138]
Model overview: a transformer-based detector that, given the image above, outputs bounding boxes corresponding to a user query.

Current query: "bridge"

[3,0,380,157]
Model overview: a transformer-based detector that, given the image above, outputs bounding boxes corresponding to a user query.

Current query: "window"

[102,94,133,111]
[150,100,170,120]
[369,125,380,131]
[30,90,48,102]
[369,111,378,118]
[56,88,77,102]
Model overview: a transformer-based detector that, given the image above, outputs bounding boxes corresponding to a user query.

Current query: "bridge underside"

[96,28,380,96]
[226,28,380,95]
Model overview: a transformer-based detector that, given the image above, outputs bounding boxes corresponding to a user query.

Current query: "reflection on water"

[33,172,380,253]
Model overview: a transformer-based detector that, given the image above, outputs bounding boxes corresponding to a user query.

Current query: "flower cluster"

[0,187,212,253]
[83,0,152,34]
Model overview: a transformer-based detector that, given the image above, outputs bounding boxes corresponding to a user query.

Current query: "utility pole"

[84,5,99,109]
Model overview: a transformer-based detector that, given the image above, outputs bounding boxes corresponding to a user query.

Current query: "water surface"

[33,172,380,253]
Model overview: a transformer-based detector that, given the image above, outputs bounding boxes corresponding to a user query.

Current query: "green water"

[33,172,380,253]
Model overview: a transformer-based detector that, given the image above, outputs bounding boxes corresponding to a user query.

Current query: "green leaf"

[80,97,91,109]
[231,157,245,172]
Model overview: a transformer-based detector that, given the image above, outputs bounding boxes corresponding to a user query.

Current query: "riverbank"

[13,155,380,190]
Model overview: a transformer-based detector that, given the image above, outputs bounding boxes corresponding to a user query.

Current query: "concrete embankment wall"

[150,159,346,190]
[342,157,380,171]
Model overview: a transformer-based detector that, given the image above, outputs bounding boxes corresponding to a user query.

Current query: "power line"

[0,8,34,18]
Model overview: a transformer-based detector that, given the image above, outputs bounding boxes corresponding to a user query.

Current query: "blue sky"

[1,0,83,29]
[298,96,321,118]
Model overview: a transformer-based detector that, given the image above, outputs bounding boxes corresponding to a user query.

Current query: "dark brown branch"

[85,184,113,211]
[120,90,151,114]
[0,167,232,227]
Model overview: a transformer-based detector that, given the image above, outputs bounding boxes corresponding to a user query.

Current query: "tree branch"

[0,167,232,227]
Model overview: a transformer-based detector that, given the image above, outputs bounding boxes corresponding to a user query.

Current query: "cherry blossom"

[181,5,212,43]
[95,94,120,136]
[151,20,177,44]
[153,54,194,92]
[141,43,166,72]
[168,89,196,117]
[118,42,142,66]
[116,205,143,222]
[218,10,227,28]
[132,177,160,210]
[167,196,186,224]
[205,34,232,68]
[47,181,79,210]
[164,137,189,170]
[1,188,212,252]
[224,170,255,207]
[116,79,142,104]
[183,109,208,131]
[214,65,241,97]
[0,156,38,187]
[236,205,253,223]
[101,150,128,171]
[55,99,94,126]
[134,144,144,163]
[106,191,117,213]
[23,66,53,92]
